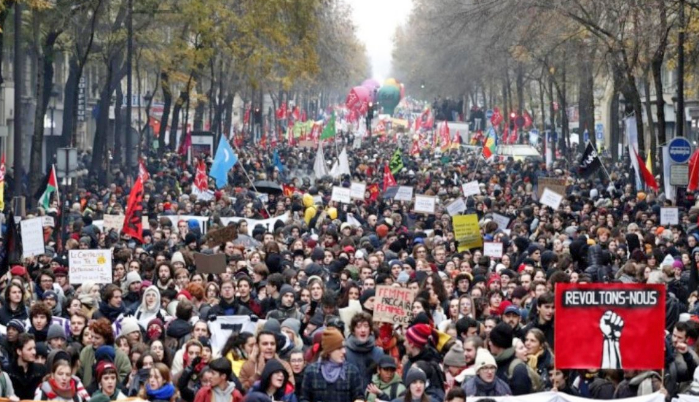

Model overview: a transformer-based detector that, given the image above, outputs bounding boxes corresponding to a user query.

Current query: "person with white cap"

[462,348,512,396]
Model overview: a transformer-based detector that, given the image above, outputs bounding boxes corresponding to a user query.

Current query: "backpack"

[507,358,544,392]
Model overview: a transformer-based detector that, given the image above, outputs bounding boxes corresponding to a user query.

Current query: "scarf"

[43,378,77,400]
[320,360,346,383]
[527,349,543,370]
[99,301,126,322]
[345,335,376,353]
[474,375,497,395]
[146,382,176,401]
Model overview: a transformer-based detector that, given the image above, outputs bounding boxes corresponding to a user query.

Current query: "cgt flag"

[579,142,602,177]
[555,283,665,370]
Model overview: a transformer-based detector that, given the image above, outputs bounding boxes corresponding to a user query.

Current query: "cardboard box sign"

[194,253,227,274]
[205,225,238,247]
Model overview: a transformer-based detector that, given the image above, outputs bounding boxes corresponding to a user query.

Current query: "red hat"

[406,323,432,347]
[343,246,355,254]
[54,266,68,277]
[376,224,389,238]
[517,263,527,273]
[177,289,192,301]
[10,266,26,276]
[95,361,116,382]
[487,274,501,289]
[306,239,317,249]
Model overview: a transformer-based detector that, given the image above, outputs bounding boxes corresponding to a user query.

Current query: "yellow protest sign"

[452,214,483,251]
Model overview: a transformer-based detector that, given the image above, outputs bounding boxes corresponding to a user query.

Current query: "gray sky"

[351,0,413,82]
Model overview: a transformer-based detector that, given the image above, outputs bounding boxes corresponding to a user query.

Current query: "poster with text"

[69,249,113,284]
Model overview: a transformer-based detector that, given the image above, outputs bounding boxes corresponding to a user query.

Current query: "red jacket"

[194,385,243,402]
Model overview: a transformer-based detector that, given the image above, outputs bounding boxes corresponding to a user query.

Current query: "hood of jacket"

[372,372,402,387]
[256,358,288,399]
[166,318,192,339]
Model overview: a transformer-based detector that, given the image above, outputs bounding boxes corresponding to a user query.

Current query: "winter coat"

[494,347,532,395]
[193,383,243,402]
[463,375,512,397]
[7,360,46,400]
[134,286,169,329]
[366,372,406,402]
[402,345,446,396]
[239,356,295,392]
[345,335,385,389]
[266,305,304,323]
[300,360,364,402]
[92,301,128,322]
[165,318,193,351]
[79,345,131,386]
[0,302,28,325]
[244,359,297,402]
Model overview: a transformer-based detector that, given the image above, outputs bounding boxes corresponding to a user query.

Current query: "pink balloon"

[346,86,371,110]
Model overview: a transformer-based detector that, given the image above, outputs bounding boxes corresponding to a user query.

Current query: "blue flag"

[210,136,237,188]
[273,149,285,173]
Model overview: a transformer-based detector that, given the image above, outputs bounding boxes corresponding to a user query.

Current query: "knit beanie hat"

[359,288,376,307]
[8,319,25,333]
[146,318,164,341]
[95,345,116,363]
[321,327,345,355]
[309,310,325,327]
[405,367,427,385]
[264,318,282,334]
[405,323,432,348]
[47,324,67,341]
[489,322,514,349]
[120,317,141,336]
[95,361,117,382]
[282,318,302,334]
[474,348,497,372]
[443,342,467,368]
[279,284,295,298]
[125,271,142,289]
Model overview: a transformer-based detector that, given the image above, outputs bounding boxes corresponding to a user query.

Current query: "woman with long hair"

[0,283,28,325]
[524,328,554,387]
[35,350,89,402]
[337,282,361,309]
[221,332,256,377]
[139,363,177,402]
[391,367,431,402]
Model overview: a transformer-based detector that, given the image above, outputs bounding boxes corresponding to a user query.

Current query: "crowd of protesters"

[0,125,695,402]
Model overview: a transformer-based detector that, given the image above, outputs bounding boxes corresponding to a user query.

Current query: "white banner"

[69,249,113,284]
[209,315,263,351]
[626,117,642,191]
[462,180,480,197]
[103,215,125,233]
[21,217,44,259]
[483,241,503,258]
[414,195,437,214]
[471,391,664,402]
[42,216,55,227]
[219,216,287,236]
[660,207,679,225]
[540,188,563,210]
[446,198,467,216]
[663,146,675,202]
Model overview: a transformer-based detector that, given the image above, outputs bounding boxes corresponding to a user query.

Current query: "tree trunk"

[90,71,113,183]
[0,6,9,86]
[113,86,123,167]
[610,90,620,163]
[578,45,596,150]
[61,56,79,147]
[516,62,524,113]
[223,93,234,140]
[157,70,172,155]
[642,70,656,168]
[29,31,61,203]
[539,78,546,131]
[193,80,205,131]
[653,0,668,160]
[169,92,186,151]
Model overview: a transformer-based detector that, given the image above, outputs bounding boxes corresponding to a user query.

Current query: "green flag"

[320,114,336,140]
[389,148,404,174]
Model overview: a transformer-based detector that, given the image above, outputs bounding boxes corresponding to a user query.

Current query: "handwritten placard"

[446,197,467,216]
[483,242,504,258]
[69,249,113,284]
[103,215,125,233]
[462,181,480,197]
[414,195,436,214]
[331,186,351,204]
[21,217,44,259]
[453,214,483,251]
[660,207,679,226]
[492,213,511,230]
[374,286,418,327]
[540,188,563,210]
[42,216,55,227]
[350,182,366,200]
[394,186,414,201]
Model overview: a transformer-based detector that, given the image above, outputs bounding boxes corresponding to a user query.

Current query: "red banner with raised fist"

[555,283,665,370]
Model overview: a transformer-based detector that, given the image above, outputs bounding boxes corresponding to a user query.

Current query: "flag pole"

[229,143,272,218]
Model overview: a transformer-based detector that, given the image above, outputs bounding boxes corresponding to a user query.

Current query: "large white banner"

[209,315,262,351]
[471,391,664,402]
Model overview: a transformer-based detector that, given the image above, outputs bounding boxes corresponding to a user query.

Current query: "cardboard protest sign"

[462,181,480,197]
[452,214,482,251]
[540,188,563,210]
[69,250,113,284]
[194,253,227,274]
[374,285,418,327]
[446,198,466,216]
[555,283,665,369]
[205,225,238,247]
[660,207,679,226]
[414,195,436,214]
[537,177,567,199]
[394,186,414,201]
[20,217,44,259]
[331,186,351,204]
[103,215,125,233]
[483,242,503,258]
[350,182,367,200]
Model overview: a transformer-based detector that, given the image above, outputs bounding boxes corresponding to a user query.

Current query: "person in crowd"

[463,348,512,396]
[366,355,405,402]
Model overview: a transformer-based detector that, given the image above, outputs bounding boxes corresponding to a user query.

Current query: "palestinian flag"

[39,165,59,209]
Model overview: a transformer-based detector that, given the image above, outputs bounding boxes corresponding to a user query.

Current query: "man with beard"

[345,312,385,389]
[206,280,252,319]
[266,285,303,322]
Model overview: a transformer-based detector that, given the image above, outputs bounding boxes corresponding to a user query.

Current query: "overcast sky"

[351,0,413,83]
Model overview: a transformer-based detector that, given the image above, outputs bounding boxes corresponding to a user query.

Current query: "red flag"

[555,283,665,370]
[383,163,396,191]
[122,177,144,242]
[138,158,149,182]
[490,107,503,126]
[367,183,380,202]
[689,149,699,191]
[523,111,533,128]
[634,149,658,190]
[282,184,296,197]
[410,140,420,156]
[194,161,208,192]
[149,117,161,136]
[178,131,192,156]
[243,107,250,125]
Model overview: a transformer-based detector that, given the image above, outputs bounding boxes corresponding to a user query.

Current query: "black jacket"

[8,360,46,400]
[0,302,28,326]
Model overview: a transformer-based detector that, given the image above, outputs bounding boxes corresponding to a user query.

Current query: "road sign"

[670,164,689,186]
[485,109,494,120]
[668,137,692,164]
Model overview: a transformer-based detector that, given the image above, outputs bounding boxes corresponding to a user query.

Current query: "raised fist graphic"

[600,310,624,369]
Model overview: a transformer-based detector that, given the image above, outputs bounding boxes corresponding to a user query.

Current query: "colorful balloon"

[377,85,401,115]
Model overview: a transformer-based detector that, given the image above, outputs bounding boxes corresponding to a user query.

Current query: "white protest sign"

[21,217,44,259]
[540,188,563,210]
[483,242,504,258]
[69,249,113,284]
[462,181,480,197]
[313,195,323,205]
[103,215,125,233]
[331,186,351,204]
[219,216,287,236]
[414,195,436,214]
[42,216,55,227]
[350,182,367,200]
[347,214,362,227]
[446,198,467,216]
[492,213,511,230]
[394,186,414,201]
[209,315,263,351]
[660,207,679,226]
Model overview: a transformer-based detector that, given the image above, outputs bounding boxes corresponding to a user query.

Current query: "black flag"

[0,212,22,277]
[579,142,602,177]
